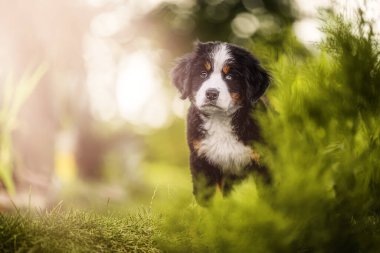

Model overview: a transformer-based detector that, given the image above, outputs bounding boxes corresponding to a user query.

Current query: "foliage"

[141,0,301,62]
[154,10,380,253]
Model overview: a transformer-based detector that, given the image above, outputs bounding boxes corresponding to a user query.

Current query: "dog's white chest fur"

[198,115,252,175]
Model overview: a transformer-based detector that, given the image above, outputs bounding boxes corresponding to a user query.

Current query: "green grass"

[0,205,160,253]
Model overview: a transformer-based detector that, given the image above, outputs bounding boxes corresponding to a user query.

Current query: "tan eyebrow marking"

[222,64,230,74]
[204,61,211,71]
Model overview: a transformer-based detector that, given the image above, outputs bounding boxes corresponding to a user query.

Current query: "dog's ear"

[171,53,193,100]
[245,55,270,103]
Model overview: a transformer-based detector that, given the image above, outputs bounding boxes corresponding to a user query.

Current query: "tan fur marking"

[222,64,230,74]
[204,61,211,71]
[192,139,202,152]
[230,92,241,103]
[250,150,261,164]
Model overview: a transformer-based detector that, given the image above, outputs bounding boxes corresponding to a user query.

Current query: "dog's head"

[171,41,269,115]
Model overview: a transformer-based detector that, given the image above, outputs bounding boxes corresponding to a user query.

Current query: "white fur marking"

[198,115,252,175]
[212,44,231,71]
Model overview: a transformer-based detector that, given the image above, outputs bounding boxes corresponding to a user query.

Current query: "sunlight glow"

[84,34,118,121]
[294,0,380,46]
[116,51,169,128]
[293,18,323,47]
[91,10,128,37]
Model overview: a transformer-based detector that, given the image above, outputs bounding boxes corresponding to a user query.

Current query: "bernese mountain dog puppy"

[171,41,271,205]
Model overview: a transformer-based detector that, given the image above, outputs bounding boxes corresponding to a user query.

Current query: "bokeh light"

[231,12,260,38]
[116,50,169,128]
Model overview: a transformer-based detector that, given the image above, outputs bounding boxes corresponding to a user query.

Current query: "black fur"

[172,42,271,206]
[171,54,193,99]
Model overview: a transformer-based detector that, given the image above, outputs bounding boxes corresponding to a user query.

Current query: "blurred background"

[0,0,379,209]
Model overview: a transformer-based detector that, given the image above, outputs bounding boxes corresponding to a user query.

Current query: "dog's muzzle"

[205,88,219,101]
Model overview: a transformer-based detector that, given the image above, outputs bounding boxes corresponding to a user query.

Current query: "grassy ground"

[0,159,193,253]
[0,205,160,253]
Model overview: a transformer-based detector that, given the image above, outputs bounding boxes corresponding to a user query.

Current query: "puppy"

[171,41,271,205]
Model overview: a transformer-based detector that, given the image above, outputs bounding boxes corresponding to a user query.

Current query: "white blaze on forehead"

[211,43,231,71]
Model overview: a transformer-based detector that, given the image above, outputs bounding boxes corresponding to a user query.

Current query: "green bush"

[156,11,380,253]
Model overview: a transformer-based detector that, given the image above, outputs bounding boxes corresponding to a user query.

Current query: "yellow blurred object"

[55,152,77,183]
[55,129,78,183]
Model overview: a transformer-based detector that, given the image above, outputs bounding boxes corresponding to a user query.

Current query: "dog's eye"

[200,71,208,79]
[225,74,232,80]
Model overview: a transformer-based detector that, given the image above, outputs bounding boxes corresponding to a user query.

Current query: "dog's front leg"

[220,174,245,197]
[190,154,221,206]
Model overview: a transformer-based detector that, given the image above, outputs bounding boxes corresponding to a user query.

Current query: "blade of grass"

[0,64,48,194]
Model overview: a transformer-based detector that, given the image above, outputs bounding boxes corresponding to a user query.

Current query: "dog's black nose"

[205,88,219,101]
